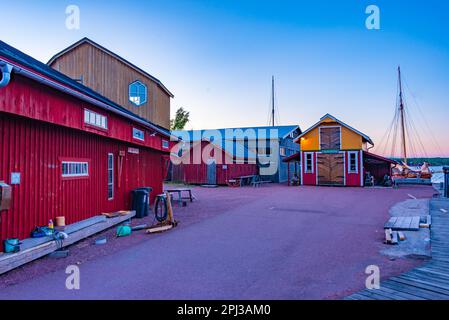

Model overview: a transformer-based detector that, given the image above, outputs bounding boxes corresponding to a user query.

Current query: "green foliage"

[170,107,190,130]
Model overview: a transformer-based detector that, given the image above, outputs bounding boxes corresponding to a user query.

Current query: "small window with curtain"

[305,153,314,173]
[348,152,358,173]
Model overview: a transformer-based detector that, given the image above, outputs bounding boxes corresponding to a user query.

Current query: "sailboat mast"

[271,76,275,127]
[398,66,407,164]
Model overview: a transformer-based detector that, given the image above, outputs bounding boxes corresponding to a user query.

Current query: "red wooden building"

[0,40,172,248]
[171,140,258,185]
[283,114,396,186]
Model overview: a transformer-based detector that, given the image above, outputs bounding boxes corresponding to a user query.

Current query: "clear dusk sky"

[1,0,448,157]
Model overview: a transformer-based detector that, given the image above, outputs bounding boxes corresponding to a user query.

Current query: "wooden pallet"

[384,216,421,231]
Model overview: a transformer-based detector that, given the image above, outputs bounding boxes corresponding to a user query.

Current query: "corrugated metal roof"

[0,40,171,137]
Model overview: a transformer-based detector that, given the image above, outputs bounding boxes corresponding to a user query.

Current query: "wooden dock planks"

[384,216,420,231]
[347,198,449,300]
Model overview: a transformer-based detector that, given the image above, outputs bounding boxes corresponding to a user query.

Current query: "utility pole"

[271,76,275,127]
[398,66,407,165]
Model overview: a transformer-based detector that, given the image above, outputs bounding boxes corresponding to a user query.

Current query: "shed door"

[317,153,344,186]
[207,160,216,185]
[320,127,341,150]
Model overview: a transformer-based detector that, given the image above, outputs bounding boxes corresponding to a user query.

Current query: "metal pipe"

[0,62,12,88]
[444,166,449,198]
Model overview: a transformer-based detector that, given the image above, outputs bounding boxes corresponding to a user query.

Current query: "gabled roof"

[0,40,171,137]
[47,37,174,98]
[172,125,301,142]
[294,114,374,145]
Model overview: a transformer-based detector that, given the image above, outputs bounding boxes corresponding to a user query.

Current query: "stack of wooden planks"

[0,211,135,275]
[384,216,421,231]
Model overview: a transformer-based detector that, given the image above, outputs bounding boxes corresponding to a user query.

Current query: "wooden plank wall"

[0,114,164,247]
[50,42,171,129]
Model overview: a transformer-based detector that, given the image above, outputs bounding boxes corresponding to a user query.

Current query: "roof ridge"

[46,37,174,98]
[0,40,170,136]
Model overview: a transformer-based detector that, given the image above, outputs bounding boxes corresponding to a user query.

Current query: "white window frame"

[107,153,114,200]
[348,151,359,174]
[84,109,108,130]
[132,128,145,141]
[62,161,89,178]
[318,126,342,151]
[280,147,286,156]
[304,152,314,174]
[162,140,169,149]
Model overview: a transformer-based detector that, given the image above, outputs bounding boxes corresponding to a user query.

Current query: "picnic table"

[227,175,272,188]
[165,188,194,206]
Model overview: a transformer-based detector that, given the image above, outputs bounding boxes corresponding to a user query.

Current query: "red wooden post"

[287,161,290,186]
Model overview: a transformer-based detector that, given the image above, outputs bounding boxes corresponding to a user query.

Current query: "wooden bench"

[232,175,257,187]
[165,189,193,206]
[250,175,272,187]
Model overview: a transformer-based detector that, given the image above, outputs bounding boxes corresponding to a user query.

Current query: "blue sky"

[1,0,448,156]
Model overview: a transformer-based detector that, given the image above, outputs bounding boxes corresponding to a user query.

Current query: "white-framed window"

[84,109,108,130]
[162,140,169,149]
[62,161,89,178]
[348,151,358,174]
[305,152,314,173]
[107,153,114,200]
[280,147,286,156]
[132,128,145,141]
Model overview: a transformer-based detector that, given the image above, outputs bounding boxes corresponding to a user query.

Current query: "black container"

[131,187,152,218]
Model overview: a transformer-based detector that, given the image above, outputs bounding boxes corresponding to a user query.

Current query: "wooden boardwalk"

[346,198,449,300]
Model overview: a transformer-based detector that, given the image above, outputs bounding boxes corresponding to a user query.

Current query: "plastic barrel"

[131,187,152,218]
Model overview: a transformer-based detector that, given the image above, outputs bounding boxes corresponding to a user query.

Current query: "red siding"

[0,75,167,152]
[344,151,363,187]
[172,141,258,185]
[302,152,317,185]
[0,114,164,246]
[302,151,364,186]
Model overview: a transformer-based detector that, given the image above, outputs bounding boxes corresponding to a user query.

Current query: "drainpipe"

[0,62,13,88]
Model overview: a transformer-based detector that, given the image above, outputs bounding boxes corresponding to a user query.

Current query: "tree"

[170,107,190,130]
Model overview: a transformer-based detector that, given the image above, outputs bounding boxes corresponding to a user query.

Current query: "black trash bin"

[131,187,152,218]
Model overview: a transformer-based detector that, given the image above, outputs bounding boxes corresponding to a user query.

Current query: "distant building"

[170,139,258,185]
[171,125,301,184]
[284,114,395,186]
[48,38,173,129]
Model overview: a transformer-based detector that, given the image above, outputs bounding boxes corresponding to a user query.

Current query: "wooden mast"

[398,66,407,164]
